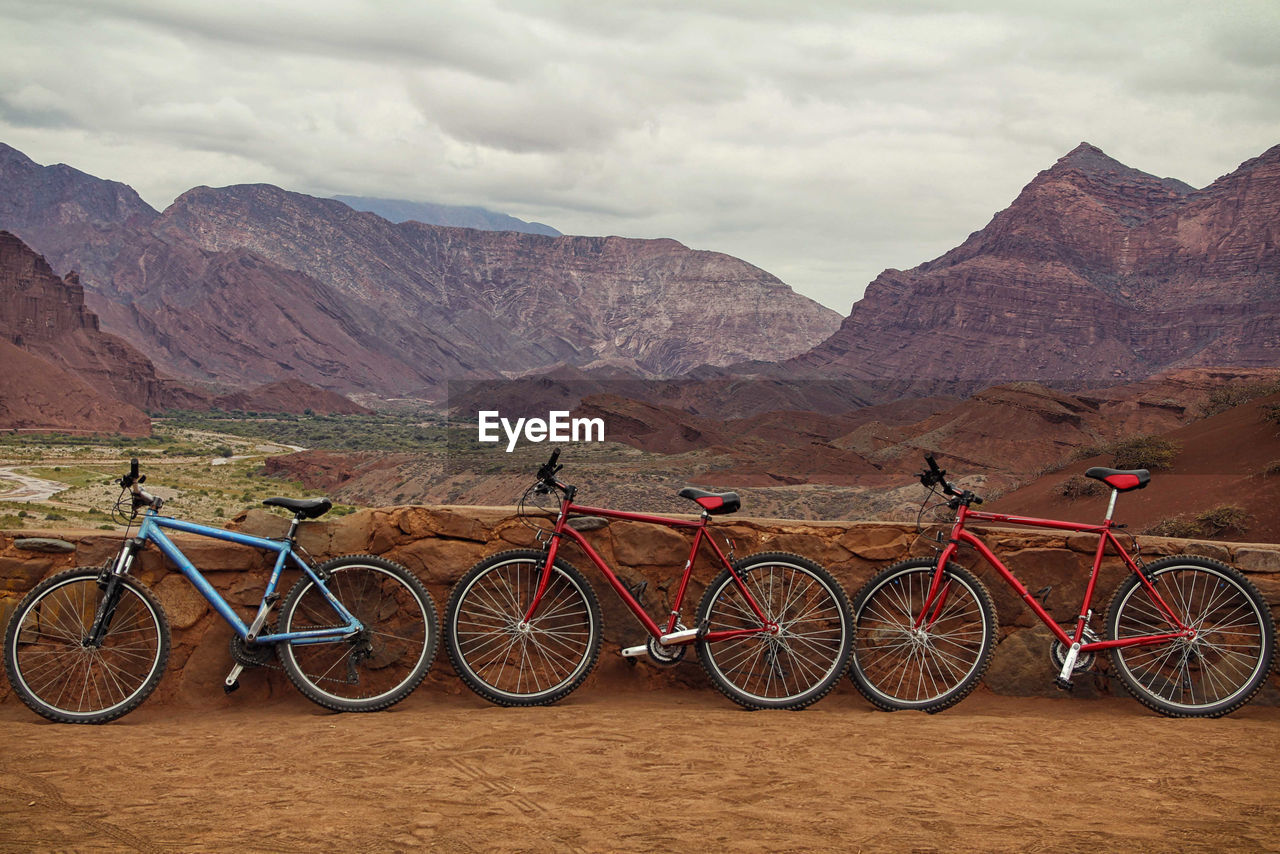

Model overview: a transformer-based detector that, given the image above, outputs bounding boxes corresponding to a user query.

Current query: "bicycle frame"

[526,497,774,645]
[927,503,1193,657]
[113,508,362,646]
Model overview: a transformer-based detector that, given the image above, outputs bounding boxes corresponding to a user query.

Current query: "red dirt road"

[2,685,1278,853]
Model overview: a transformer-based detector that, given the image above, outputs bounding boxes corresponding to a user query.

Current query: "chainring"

[1050,626,1099,672]
[230,634,276,668]
[646,625,689,667]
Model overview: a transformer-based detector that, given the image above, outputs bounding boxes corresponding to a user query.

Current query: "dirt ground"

[1,681,1278,854]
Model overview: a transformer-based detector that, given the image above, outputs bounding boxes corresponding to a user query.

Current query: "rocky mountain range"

[332,195,561,237]
[786,142,1280,394]
[0,142,840,398]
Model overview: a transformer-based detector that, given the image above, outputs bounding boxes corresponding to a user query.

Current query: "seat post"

[1104,489,1119,523]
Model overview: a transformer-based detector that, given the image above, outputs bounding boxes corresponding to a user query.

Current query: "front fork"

[88,537,144,647]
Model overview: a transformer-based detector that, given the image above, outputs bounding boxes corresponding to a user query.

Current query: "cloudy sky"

[2,0,1278,312]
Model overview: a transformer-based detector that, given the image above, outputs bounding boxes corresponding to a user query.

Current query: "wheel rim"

[282,564,431,704]
[452,558,594,700]
[702,562,848,704]
[10,576,164,719]
[1112,566,1268,711]
[853,567,988,706]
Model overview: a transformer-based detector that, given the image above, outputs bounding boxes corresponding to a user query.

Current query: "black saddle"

[678,487,741,515]
[1084,467,1150,493]
[263,497,333,519]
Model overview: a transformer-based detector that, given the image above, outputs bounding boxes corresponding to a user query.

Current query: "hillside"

[987,389,1280,543]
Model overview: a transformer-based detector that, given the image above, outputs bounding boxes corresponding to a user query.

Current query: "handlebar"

[536,448,563,486]
[531,449,576,502]
[919,454,982,507]
[119,457,160,512]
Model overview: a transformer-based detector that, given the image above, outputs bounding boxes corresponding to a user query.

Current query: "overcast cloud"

[1,0,1278,311]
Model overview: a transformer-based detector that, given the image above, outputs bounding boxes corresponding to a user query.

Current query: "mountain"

[332,195,561,236]
[0,230,167,434]
[787,142,1280,393]
[0,144,841,397]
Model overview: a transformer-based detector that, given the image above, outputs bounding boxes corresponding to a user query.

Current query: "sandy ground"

[1,682,1278,854]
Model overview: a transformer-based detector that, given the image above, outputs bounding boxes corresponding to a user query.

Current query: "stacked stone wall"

[2,505,1278,709]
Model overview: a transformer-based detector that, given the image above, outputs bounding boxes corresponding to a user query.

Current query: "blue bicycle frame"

[114,508,363,646]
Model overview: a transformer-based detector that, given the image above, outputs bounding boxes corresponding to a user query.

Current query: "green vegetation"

[159,409,448,452]
[0,410,402,531]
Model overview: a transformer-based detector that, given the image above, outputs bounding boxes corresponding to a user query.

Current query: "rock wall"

[2,506,1278,711]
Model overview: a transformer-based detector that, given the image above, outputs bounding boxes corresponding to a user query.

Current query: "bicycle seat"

[678,487,741,515]
[263,497,333,518]
[1084,467,1150,492]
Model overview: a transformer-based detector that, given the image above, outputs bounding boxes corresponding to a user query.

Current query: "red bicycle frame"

[522,495,776,647]
[925,502,1194,667]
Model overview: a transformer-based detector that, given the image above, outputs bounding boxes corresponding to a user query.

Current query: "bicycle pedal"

[223,680,240,695]
[1053,676,1074,693]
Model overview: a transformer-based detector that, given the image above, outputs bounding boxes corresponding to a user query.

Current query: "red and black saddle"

[678,487,741,515]
[1084,467,1150,492]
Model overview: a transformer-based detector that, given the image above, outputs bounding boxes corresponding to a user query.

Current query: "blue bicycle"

[3,459,438,723]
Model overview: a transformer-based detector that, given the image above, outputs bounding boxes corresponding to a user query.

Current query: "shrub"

[1144,516,1201,538]
[1263,460,1280,477]
[1263,403,1280,428]
[1106,436,1180,470]
[1200,380,1280,417]
[1194,505,1251,537]
[1057,475,1105,500]
[1144,505,1251,540]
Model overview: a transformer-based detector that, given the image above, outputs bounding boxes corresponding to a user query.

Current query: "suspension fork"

[88,536,145,646]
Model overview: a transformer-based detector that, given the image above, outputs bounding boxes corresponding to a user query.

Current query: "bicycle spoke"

[850,560,995,712]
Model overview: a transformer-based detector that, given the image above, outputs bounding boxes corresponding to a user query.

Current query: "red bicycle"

[444,450,852,709]
[849,455,1275,717]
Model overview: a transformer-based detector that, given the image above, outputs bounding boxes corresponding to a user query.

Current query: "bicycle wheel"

[3,567,170,724]
[695,552,852,710]
[276,555,438,712]
[445,549,601,706]
[849,557,996,712]
[1105,555,1275,718]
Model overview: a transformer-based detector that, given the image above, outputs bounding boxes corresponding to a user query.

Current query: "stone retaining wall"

[3,505,1278,709]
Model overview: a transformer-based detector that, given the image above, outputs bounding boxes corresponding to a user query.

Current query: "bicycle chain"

[238,624,369,686]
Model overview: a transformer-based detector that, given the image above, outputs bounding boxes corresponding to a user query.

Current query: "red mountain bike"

[849,455,1275,717]
[444,450,852,710]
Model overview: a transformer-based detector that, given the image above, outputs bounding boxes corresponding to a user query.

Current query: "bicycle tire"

[276,555,438,712]
[695,552,852,710]
[848,557,997,712]
[445,549,602,707]
[1105,555,1275,718]
[3,567,170,724]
